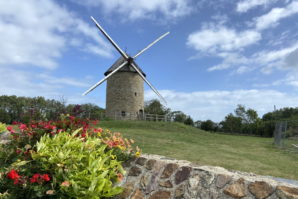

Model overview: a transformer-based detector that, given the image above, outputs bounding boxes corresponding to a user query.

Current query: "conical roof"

[104,57,146,77]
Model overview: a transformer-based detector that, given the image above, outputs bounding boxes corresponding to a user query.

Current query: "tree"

[234,105,258,124]
[220,113,242,133]
[144,99,170,115]
[184,116,194,126]
[168,111,187,123]
[201,120,215,131]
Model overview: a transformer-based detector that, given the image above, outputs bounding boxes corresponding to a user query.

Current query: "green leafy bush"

[0,123,6,133]
[32,129,124,198]
[0,116,140,198]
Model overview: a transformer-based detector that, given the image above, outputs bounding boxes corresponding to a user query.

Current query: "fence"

[105,112,170,122]
[274,120,298,153]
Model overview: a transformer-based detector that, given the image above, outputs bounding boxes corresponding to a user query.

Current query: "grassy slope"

[99,120,298,180]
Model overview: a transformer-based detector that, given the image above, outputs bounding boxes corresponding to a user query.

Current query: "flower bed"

[0,115,140,199]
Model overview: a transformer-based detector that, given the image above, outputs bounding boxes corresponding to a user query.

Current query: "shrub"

[0,123,6,133]
[0,115,140,198]
[32,129,124,198]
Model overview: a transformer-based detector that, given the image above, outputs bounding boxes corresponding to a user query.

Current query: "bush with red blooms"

[0,114,141,199]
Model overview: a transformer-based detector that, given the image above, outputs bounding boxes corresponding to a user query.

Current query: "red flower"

[7,126,15,133]
[92,120,99,125]
[42,174,50,182]
[7,170,21,184]
[30,173,40,183]
[16,149,22,154]
[30,173,51,183]
[19,124,27,131]
[7,170,20,180]
[30,177,37,183]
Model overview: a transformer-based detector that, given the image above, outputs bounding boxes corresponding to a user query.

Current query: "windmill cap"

[104,57,146,77]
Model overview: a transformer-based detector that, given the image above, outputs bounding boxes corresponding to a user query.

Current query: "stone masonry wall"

[106,72,144,120]
[115,154,298,199]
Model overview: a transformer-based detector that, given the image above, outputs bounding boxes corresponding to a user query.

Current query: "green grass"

[99,120,298,180]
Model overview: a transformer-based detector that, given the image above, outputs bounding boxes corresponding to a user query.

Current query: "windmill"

[83,16,169,119]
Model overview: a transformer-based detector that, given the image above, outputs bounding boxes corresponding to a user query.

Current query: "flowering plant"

[0,123,6,133]
[0,115,141,198]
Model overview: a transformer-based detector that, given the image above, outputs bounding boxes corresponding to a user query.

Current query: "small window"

[121,111,126,117]
[135,92,137,96]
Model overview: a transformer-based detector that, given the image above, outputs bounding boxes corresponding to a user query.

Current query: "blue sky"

[1,0,298,122]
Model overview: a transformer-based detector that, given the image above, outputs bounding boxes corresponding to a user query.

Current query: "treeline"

[2,95,296,138]
[145,100,298,137]
[144,100,194,125]
[0,95,104,124]
[198,105,298,137]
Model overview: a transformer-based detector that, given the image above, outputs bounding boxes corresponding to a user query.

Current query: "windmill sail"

[83,16,169,104]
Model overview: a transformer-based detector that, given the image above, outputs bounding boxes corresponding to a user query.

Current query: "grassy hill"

[99,120,298,180]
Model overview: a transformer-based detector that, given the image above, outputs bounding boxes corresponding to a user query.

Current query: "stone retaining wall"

[115,154,298,199]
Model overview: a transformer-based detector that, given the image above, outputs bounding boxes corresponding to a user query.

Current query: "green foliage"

[144,100,195,125]
[144,99,170,115]
[235,104,258,124]
[0,116,139,198]
[220,113,242,133]
[32,129,124,198]
[201,120,216,132]
[263,107,298,121]
[0,95,105,124]
[184,116,194,126]
[168,111,187,123]
[0,123,6,133]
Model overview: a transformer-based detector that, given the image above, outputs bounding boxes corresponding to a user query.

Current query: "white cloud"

[253,43,298,72]
[38,74,90,88]
[145,89,298,122]
[0,67,89,97]
[255,1,298,30]
[73,0,193,21]
[207,52,249,71]
[187,26,261,54]
[0,0,113,69]
[187,25,260,72]
[234,66,253,74]
[187,1,298,75]
[284,48,298,68]
[236,0,277,13]
[0,66,104,106]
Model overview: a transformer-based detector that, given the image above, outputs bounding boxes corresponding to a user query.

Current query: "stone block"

[175,166,191,185]
[161,163,179,179]
[149,191,171,199]
[223,178,247,199]
[136,157,147,166]
[216,174,232,188]
[159,180,173,188]
[131,189,145,199]
[129,166,142,176]
[145,159,156,170]
[248,181,274,199]
[276,186,298,199]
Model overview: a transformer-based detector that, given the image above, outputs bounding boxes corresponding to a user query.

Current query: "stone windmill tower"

[83,16,169,119]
